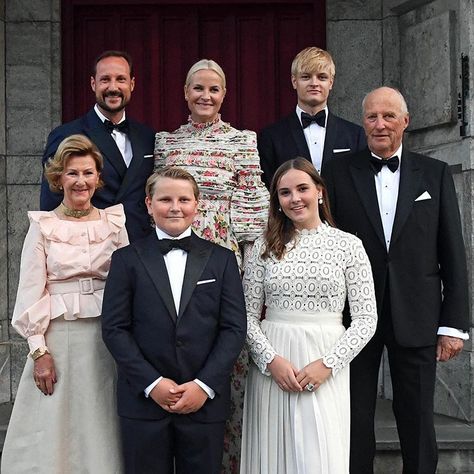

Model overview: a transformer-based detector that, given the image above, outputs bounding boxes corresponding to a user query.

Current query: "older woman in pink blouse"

[2,135,127,474]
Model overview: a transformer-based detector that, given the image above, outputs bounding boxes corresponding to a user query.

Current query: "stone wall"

[327,0,474,422]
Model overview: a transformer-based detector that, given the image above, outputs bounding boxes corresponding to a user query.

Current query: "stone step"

[374,399,474,473]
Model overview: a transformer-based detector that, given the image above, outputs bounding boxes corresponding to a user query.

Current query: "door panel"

[62,1,325,132]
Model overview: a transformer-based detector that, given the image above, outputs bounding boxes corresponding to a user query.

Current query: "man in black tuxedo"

[101,167,247,474]
[258,46,366,187]
[324,87,469,474]
[41,50,155,242]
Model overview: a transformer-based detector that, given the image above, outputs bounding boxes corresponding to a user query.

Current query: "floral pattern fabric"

[154,116,269,473]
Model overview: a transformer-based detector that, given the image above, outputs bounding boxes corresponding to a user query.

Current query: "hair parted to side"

[44,134,104,193]
[262,158,335,260]
[146,166,200,200]
[92,50,134,77]
[291,47,336,79]
[185,59,226,88]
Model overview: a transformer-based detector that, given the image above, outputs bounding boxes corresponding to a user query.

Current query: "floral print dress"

[155,115,269,473]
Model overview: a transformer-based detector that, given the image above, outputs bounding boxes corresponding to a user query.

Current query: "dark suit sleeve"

[101,250,161,394]
[196,251,247,394]
[40,129,66,211]
[257,128,276,189]
[437,164,469,330]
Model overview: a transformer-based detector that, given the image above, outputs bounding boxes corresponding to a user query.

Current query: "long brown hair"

[262,158,335,260]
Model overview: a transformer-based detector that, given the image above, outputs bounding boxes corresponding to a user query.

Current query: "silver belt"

[47,278,106,295]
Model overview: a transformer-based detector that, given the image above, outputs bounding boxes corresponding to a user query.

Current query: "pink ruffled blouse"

[12,204,129,353]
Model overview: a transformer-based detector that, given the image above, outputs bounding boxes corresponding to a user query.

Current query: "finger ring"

[306,383,315,392]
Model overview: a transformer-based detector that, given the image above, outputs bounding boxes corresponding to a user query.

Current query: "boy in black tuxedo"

[102,167,247,474]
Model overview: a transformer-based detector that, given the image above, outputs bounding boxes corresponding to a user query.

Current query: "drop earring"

[318,196,323,205]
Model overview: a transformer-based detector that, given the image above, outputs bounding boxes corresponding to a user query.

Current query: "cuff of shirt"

[437,326,469,340]
[144,377,163,397]
[27,334,47,354]
[194,379,215,399]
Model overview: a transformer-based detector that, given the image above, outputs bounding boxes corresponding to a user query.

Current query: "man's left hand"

[436,335,464,362]
[168,381,208,414]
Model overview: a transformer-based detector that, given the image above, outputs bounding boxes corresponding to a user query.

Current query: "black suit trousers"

[120,414,225,474]
[350,286,438,474]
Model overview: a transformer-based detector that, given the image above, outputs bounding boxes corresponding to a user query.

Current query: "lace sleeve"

[322,236,377,374]
[242,238,276,375]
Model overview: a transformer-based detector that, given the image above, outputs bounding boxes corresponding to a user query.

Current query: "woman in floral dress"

[154,59,269,473]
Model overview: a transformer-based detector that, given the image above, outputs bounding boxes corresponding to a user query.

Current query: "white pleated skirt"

[240,309,350,474]
[1,317,123,474]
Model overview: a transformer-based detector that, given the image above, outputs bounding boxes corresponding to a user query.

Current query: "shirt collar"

[370,144,403,163]
[155,226,192,240]
[94,104,127,124]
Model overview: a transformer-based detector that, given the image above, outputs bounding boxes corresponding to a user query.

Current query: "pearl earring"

[318,196,323,205]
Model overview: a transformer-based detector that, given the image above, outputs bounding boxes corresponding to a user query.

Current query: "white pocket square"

[196,279,216,285]
[333,148,351,153]
[415,191,431,201]
[144,154,154,158]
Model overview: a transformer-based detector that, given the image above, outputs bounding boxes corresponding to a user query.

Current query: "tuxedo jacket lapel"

[322,112,337,165]
[116,122,147,203]
[85,109,127,180]
[289,112,311,158]
[349,153,386,248]
[178,233,213,320]
[390,152,422,247]
[136,233,178,323]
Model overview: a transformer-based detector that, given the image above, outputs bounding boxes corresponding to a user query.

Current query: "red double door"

[62,0,325,132]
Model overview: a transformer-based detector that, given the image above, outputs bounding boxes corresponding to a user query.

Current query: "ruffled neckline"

[296,222,328,236]
[29,204,126,244]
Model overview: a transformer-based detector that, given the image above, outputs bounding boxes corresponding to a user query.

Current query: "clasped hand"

[150,378,208,414]
[267,355,332,393]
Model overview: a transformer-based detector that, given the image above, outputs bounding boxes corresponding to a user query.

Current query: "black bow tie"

[157,236,192,254]
[104,119,129,134]
[370,155,399,173]
[301,110,326,128]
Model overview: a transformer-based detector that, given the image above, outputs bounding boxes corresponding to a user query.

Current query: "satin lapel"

[322,112,337,165]
[85,110,127,179]
[135,233,177,323]
[349,153,386,248]
[178,234,213,320]
[289,113,311,158]
[116,122,147,203]
[390,151,422,247]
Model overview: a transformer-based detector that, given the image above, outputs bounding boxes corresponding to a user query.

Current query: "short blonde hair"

[185,59,226,89]
[44,134,104,193]
[146,166,200,200]
[291,47,335,79]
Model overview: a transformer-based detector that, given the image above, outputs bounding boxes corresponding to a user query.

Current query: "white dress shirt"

[144,227,216,398]
[296,105,328,174]
[371,145,468,340]
[94,104,133,167]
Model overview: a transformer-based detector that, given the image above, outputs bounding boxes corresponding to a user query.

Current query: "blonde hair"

[146,166,200,200]
[291,47,335,79]
[44,134,104,193]
[185,59,226,88]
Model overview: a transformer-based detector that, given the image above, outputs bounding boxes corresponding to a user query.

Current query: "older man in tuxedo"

[324,87,469,474]
[41,50,155,242]
[258,46,366,187]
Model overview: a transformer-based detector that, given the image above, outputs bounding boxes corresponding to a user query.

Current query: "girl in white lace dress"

[240,158,377,474]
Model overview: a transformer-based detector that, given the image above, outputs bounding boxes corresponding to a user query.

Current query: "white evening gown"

[240,224,377,474]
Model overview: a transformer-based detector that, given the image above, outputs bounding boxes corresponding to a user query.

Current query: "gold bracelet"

[30,347,50,360]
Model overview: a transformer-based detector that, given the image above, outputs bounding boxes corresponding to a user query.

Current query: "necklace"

[60,202,94,218]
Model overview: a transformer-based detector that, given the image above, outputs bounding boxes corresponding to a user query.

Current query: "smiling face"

[90,56,135,121]
[60,155,100,210]
[363,87,409,158]
[145,177,198,237]
[292,68,333,114]
[277,168,322,230]
[184,69,226,123]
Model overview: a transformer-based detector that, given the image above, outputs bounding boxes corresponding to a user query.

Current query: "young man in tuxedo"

[324,87,469,474]
[258,46,366,187]
[101,167,247,474]
[41,50,155,242]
